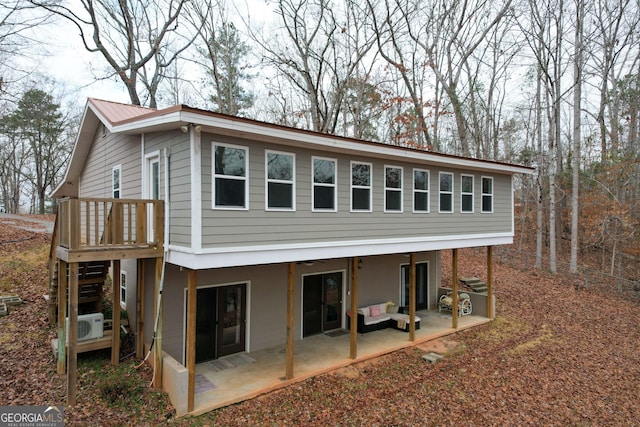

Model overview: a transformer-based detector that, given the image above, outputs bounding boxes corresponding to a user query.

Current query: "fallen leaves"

[1,216,639,426]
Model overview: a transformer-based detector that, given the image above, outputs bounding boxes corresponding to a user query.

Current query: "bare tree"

[403,0,513,156]
[186,1,254,115]
[0,0,52,101]
[366,0,434,149]
[29,0,193,107]
[588,0,640,162]
[251,0,376,134]
[517,0,569,273]
[570,0,585,274]
[0,121,31,213]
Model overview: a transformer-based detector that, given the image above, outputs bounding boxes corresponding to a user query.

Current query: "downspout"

[137,147,171,382]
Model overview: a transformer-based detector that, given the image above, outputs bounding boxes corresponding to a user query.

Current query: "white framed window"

[461,174,474,213]
[482,176,494,213]
[120,270,127,308]
[112,164,121,199]
[384,166,403,212]
[312,157,337,211]
[213,143,248,209]
[266,150,295,211]
[413,169,430,213]
[351,161,372,212]
[439,172,453,213]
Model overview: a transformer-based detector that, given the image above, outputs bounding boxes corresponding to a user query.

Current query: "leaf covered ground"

[0,216,639,426]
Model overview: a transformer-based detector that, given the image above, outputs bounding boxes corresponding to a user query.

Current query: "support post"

[487,246,494,319]
[409,253,416,341]
[186,269,197,413]
[57,260,67,375]
[452,248,459,329]
[69,199,80,250]
[136,259,145,358]
[111,260,121,366]
[285,262,295,380]
[349,256,358,359]
[152,256,163,388]
[67,262,79,405]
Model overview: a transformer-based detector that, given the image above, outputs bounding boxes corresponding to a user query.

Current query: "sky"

[37,19,134,104]
[28,0,274,108]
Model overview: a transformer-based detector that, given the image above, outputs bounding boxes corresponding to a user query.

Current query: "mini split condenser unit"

[66,312,104,342]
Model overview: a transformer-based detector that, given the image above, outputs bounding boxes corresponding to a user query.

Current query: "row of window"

[213,142,494,213]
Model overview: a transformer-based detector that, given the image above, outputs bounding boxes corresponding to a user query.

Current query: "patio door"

[195,283,246,363]
[303,272,343,337]
[401,262,429,311]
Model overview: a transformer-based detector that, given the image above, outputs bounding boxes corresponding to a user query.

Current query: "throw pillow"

[387,305,399,314]
[370,304,381,316]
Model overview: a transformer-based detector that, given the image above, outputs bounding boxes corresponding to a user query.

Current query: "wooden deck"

[55,197,164,263]
[50,197,165,406]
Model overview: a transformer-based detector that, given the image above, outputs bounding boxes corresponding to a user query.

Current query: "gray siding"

[156,253,440,362]
[79,128,142,199]
[200,134,513,248]
[347,252,440,309]
[144,131,191,247]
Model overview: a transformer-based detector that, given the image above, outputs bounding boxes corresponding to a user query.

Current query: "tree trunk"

[570,0,583,274]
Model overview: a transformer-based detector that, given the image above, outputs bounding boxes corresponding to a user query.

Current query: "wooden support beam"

[487,246,494,319]
[186,269,197,413]
[69,199,81,251]
[349,256,358,359]
[285,262,295,380]
[67,262,79,405]
[152,256,163,388]
[57,260,67,375]
[452,248,459,329]
[136,202,146,244]
[409,253,416,341]
[111,260,121,366]
[136,259,145,358]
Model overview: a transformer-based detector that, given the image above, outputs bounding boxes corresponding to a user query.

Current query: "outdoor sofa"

[347,302,421,333]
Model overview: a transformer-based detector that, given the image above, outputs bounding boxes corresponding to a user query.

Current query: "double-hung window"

[413,169,429,212]
[351,162,372,212]
[266,151,295,210]
[439,172,453,213]
[482,176,493,213]
[461,174,474,213]
[385,166,403,212]
[120,271,127,308]
[112,165,121,199]
[213,143,248,209]
[312,157,337,211]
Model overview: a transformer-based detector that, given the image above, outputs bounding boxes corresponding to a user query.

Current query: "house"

[49,98,533,415]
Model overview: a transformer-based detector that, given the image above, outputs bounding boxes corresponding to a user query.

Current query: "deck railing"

[57,198,164,252]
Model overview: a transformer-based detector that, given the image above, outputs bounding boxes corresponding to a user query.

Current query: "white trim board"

[166,233,513,269]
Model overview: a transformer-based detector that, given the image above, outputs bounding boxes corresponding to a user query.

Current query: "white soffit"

[166,233,514,270]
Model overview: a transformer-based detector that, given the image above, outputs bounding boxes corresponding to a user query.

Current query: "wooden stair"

[459,277,488,293]
[47,259,109,323]
[47,212,109,324]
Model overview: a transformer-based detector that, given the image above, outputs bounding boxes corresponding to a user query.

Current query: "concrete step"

[422,352,444,364]
[0,295,22,306]
[469,282,488,292]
